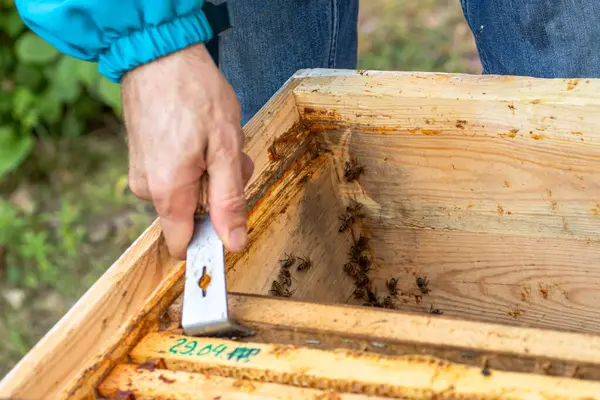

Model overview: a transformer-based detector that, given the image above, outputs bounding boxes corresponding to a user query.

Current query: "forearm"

[14,0,214,83]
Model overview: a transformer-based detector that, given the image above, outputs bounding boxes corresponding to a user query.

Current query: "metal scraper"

[181,174,254,338]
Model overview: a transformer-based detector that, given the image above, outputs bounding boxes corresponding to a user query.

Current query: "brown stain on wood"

[158,374,175,384]
[545,190,558,211]
[567,80,580,91]
[539,284,549,299]
[497,205,504,216]
[508,306,524,319]
[407,128,441,135]
[455,120,467,129]
[498,129,518,138]
[562,216,570,233]
[232,379,257,393]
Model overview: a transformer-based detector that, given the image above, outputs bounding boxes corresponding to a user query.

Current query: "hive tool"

[181,2,254,338]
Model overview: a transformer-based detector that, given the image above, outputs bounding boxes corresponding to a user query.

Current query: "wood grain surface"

[98,364,385,400]
[129,331,600,399]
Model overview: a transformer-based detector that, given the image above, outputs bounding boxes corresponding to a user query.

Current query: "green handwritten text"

[168,338,261,363]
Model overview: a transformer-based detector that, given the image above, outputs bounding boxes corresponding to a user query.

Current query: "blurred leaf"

[47,56,81,102]
[37,90,62,124]
[97,78,122,115]
[0,199,24,245]
[61,109,82,138]
[11,86,39,130]
[0,88,12,115]
[3,10,25,38]
[15,32,59,64]
[0,125,33,175]
[75,61,99,87]
[14,63,43,90]
[0,45,15,70]
[11,86,34,118]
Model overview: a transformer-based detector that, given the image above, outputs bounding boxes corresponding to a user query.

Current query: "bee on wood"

[348,245,361,263]
[383,296,396,309]
[354,234,368,252]
[338,213,355,232]
[269,280,291,297]
[279,253,296,269]
[358,255,371,272]
[366,288,378,304]
[386,277,399,296]
[278,269,292,287]
[297,256,313,272]
[353,287,366,300]
[346,200,365,218]
[429,305,443,315]
[417,276,431,294]
[344,263,360,277]
[344,158,365,182]
[354,272,370,288]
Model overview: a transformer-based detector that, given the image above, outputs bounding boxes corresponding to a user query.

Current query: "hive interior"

[223,73,600,336]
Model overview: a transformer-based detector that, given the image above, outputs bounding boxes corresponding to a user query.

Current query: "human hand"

[121,43,254,259]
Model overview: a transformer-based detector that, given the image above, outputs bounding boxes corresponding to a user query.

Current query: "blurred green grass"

[0,0,480,379]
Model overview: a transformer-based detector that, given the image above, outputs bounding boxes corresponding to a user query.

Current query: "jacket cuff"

[98,10,214,83]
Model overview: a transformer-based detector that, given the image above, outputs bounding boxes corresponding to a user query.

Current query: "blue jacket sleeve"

[15,1,214,83]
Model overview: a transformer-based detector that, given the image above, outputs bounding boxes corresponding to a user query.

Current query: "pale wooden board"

[293,73,600,241]
[129,332,600,399]
[224,294,600,368]
[98,364,384,399]
[227,154,600,332]
[361,225,600,333]
[161,302,600,381]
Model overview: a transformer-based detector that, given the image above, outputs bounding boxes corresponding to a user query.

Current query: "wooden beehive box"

[3,69,600,399]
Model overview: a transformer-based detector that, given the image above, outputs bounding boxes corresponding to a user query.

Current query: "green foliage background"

[0,0,122,177]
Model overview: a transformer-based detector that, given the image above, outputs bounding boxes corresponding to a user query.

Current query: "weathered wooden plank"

[224,294,600,367]
[130,332,600,399]
[293,72,600,241]
[98,364,385,399]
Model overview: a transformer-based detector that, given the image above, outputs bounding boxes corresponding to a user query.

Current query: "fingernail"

[228,227,248,252]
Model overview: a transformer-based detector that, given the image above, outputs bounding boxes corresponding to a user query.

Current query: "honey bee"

[348,245,361,262]
[354,234,368,252]
[353,287,366,299]
[383,296,396,309]
[358,255,371,272]
[346,200,365,218]
[338,213,355,232]
[343,262,360,277]
[429,305,443,315]
[417,276,431,294]
[344,158,365,182]
[386,277,399,296]
[366,288,378,304]
[279,253,296,269]
[297,256,313,272]
[278,269,292,287]
[269,280,291,297]
[354,272,370,288]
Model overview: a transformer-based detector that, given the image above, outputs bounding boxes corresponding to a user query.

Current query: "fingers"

[149,171,201,260]
[240,151,255,188]
[206,128,249,253]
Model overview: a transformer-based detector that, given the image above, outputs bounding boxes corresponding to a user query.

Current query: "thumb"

[206,134,248,253]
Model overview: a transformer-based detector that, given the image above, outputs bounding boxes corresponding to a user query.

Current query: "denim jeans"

[216,0,599,124]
